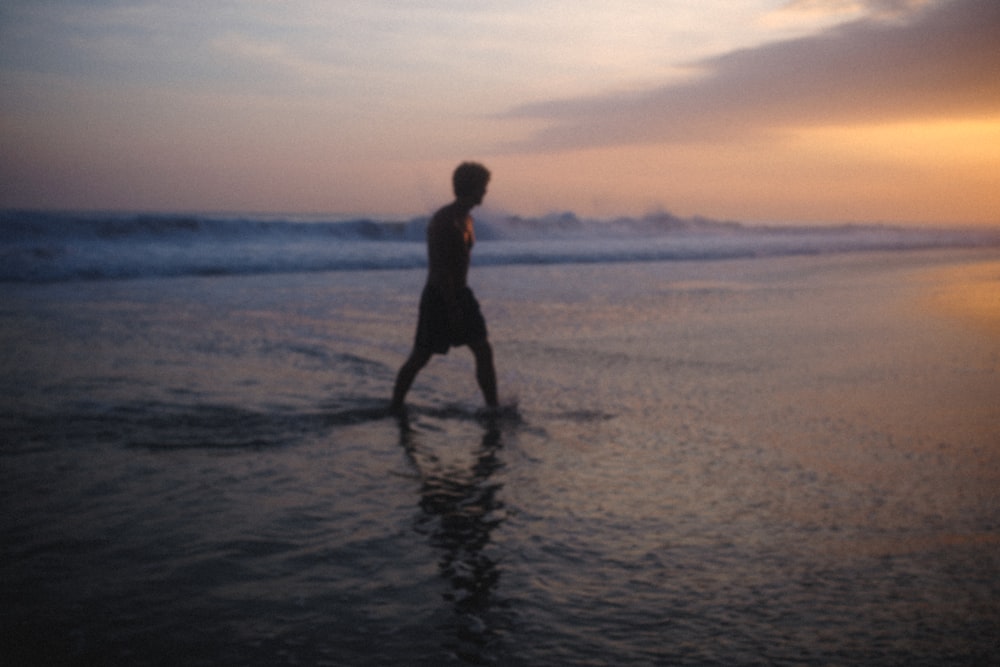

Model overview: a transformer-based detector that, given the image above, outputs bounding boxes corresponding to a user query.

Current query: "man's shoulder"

[428,203,469,232]
[430,201,461,223]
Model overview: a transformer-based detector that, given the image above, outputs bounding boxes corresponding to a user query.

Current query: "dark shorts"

[414,285,488,354]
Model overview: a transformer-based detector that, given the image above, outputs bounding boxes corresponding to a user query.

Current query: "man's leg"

[469,339,498,408]
[391,347,432,411]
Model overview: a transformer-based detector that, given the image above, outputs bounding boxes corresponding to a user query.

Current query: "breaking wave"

[2,209,997,283]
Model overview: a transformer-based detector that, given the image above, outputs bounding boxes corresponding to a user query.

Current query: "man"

[390,162,498,412]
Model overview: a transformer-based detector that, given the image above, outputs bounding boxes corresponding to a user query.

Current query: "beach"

[2,245,998,665]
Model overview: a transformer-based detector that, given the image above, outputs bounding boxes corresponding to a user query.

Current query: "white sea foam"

[2,209,997,283]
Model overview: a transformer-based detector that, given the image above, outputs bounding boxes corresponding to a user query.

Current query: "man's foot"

[475,398,519,422]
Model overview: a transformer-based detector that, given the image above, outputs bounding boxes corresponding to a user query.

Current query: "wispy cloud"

[209,32,350,89]
[772,0,935,21]
[505,0,1000,150]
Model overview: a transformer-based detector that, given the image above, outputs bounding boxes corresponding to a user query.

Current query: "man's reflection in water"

[398,416,507,663]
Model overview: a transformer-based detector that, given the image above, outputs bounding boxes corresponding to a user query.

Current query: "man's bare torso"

[426,202,475,295]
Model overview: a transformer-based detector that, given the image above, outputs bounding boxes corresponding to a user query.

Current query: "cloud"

[775,0,934,20]
[209,32,348,89]
[504,0,1000,150]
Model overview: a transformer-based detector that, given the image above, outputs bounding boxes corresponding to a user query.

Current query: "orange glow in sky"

[1,0,998,226]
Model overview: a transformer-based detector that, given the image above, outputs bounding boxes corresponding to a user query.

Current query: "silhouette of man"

[391,162,498,412]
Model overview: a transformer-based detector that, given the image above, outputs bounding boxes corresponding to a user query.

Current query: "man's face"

[473,184,488,205]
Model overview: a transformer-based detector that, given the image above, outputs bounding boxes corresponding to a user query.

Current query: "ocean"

[2,211,999,665]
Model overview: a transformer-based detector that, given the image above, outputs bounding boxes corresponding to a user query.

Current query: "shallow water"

[2,250,999,665]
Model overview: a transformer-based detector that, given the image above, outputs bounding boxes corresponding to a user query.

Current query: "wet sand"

[2,247,998,665]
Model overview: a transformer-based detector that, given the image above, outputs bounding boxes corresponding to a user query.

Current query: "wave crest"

[2,209,997,283]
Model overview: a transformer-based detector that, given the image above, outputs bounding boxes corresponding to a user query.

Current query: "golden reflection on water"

[923,258,1000,339]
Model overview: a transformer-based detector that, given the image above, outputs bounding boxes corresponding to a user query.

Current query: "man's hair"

[452,162,491,198]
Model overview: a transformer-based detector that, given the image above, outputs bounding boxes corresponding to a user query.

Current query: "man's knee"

[469,338,492,359]
[404,348,432,371]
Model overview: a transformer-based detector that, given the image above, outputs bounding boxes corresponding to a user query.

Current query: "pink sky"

[1,0,998,225]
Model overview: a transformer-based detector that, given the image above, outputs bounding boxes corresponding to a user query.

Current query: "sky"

[1,0,998,225]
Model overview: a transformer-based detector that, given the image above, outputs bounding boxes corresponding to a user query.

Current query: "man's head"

[453,162,490,203]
